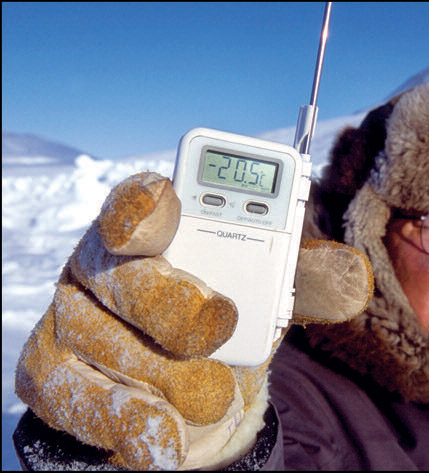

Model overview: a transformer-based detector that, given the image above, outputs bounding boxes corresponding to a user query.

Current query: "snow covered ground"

[3,68,428,469]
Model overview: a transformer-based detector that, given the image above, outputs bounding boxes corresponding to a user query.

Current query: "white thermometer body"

[164,127,311,366]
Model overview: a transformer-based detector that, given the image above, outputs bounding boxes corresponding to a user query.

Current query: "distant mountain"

[2,132,96,167]
[354,67,429,114]
[384,67,429,101]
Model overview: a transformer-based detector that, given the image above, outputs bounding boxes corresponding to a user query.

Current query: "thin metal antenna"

[294,2,333,155]
[310,2,332,108]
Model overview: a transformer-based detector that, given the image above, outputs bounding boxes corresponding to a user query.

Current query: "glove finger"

[47,358,188,471]
[69,223,238,358]
[16,306,188,470]
[98,172,181,257]
[54,266,242,426]
[293,239,374,324]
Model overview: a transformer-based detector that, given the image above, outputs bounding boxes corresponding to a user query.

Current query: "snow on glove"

[15,172,374,471]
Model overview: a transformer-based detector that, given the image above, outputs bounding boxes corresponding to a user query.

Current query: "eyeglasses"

[392,209,429,254]
[421,215,429,254]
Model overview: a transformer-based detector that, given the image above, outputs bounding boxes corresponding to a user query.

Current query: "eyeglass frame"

[391,208,429,254]
[421,215,429,254]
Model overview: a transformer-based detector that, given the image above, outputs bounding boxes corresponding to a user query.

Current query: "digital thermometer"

[164,3,332,366]
[164,129,311,366]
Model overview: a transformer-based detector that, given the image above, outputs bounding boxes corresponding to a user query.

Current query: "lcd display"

[201,150,279,194]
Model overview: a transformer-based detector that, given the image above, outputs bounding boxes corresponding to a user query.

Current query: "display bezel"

[197,145,285,198]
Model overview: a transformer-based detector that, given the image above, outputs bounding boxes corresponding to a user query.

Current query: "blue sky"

[3,2,429,159]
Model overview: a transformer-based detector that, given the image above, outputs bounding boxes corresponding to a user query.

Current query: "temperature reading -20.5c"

[201,150,279,194]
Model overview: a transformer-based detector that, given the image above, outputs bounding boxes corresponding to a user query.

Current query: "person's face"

[384,214,429,332]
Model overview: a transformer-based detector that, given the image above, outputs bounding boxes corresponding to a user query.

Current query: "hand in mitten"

[15,172,373,471]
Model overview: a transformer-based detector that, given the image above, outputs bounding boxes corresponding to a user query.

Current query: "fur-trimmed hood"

[303,84,429,403]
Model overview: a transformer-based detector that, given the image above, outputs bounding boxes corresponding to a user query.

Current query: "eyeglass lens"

[422,216,429,254]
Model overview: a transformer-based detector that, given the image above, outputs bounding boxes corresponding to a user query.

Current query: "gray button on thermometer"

[245,202,269,216]
[202,194,226,207]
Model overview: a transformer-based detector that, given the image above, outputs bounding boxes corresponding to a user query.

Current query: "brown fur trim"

[370,84,429,212]
[302,85,429,403]
[321,127,373,196]
[314,100,397,241]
